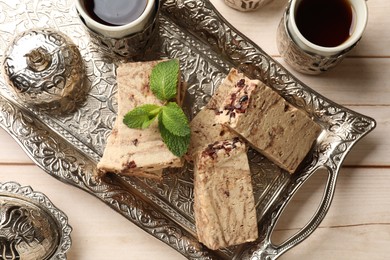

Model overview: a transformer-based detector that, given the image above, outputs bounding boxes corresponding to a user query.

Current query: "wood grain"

[0,0,389,259]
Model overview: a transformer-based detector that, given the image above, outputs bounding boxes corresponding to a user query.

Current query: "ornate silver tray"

[0,0,376,259]
[0,181,72,260]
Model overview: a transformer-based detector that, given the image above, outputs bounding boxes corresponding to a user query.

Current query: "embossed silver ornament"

[0,182,72,260]
[2,28,87,112]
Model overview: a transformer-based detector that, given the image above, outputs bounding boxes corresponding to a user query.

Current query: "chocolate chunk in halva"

[216,69,322,174]
[187,70,243,160]
[194,139,258,250]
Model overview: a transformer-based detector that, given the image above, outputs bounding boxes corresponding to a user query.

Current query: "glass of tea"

[75,0,156,39]
[277,0,368,74]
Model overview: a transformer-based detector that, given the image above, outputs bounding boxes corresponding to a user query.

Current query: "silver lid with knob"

[2,28,87,113]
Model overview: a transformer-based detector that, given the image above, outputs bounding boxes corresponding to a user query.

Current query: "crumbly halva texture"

[96,60,183,179]
[216,69,322,174]
[187,70,240,160]
[194,138,258,250]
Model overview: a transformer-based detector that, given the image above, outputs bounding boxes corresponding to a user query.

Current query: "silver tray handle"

[239,164,339,260]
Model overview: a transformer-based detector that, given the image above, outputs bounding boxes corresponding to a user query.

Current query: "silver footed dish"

[0,182,72,260]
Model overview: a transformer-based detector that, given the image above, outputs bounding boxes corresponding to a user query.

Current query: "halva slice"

[216,69,322,174]
[97,60,183,179]
[194,138,258,250]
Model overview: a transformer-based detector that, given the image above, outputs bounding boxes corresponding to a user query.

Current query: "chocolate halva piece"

[97,60,183,179]
[194,138,258,250]
[216,69,322,174]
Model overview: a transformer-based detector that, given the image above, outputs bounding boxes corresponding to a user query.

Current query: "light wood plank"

[275,58,390,106]
[278,225,390,260]
[209,0,286,56]
[352,0,390,57]
[0,127,32,164]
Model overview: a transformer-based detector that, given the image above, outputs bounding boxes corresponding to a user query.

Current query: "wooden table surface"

[1,0,389,259]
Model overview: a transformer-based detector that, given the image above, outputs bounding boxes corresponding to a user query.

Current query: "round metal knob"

[25,47,52,72]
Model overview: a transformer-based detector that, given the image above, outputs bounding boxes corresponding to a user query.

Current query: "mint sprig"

[123,59,190,157]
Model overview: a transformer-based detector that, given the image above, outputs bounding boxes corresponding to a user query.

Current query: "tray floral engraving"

[0,0,375,259]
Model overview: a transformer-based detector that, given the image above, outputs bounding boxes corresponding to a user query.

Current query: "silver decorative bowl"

[0,182,72,260]
[2,28,87,113]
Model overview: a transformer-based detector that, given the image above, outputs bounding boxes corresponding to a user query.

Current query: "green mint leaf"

[150,59,179,101]
[123,104,162,129]
[161,102,190,137]
[158,114,190,157]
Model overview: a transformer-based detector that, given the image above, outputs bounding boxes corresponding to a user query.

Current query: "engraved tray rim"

[0,0,376,259]
[0,181,72,260]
